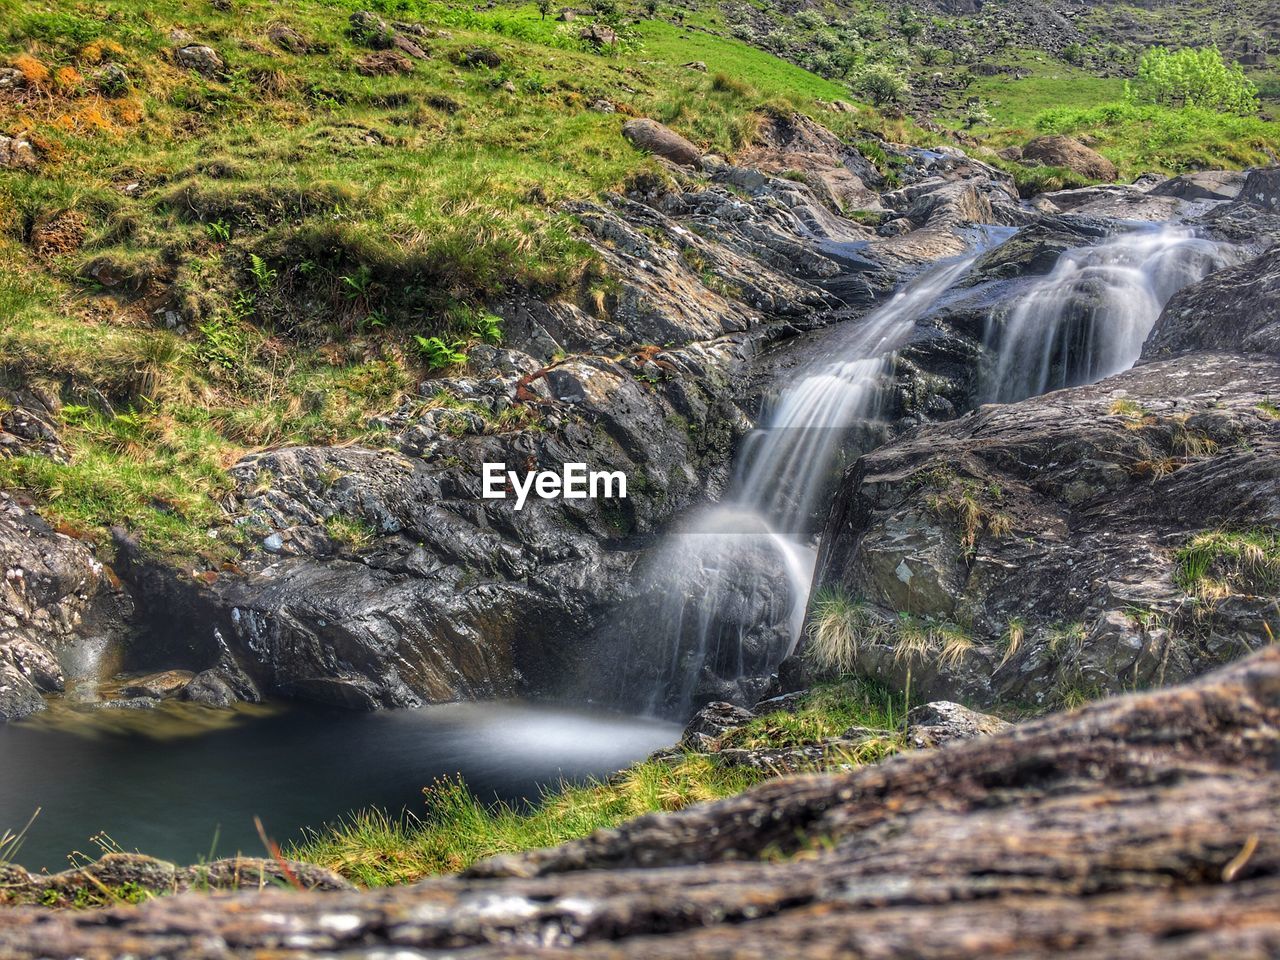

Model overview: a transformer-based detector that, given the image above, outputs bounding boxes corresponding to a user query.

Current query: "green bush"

[1127,46,1258,115]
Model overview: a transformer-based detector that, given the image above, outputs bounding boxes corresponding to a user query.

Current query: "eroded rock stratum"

[0,648,1277,957]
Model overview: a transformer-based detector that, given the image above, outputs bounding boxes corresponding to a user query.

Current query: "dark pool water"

[0,698,679,873]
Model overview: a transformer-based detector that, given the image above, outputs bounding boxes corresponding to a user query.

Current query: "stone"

[1021,134,1118,181]
[120,669,195,700]
[680,700,754,745]
[0,67,25,91]
[0,135,37,171]
[1148,169,1247,202]
[1239,166,1280,211]
[391,33,429,59]
[1144,245,1280,358]
[804,353,1280,708]
[355,50,413,76]
[91,63,129,95]
[267,22,312,54]
[458,47,502,69]
[682,60,707,71]
[579,24,618,46]
[2,652,1279,954]
[621,118,702,168]
[905,700,1010,748]
[0,661,44,722]
[174,44,226,77]
[349,10,393,47]
[3,638,64,693]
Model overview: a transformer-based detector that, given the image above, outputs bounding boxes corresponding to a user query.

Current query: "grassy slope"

[287,677,906,886]
[0,0,884,560]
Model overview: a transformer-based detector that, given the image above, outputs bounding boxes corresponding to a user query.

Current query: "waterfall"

[982,224,1239,404]
[635,251,984,716]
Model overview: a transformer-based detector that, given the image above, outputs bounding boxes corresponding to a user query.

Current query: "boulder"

[0,135,37,171]
[621,118,702,168]
[267,22,312,54]
[0,661,43,722]
[680,700,754,746]
[1238,166,1280,212]
[457,47,502,69]
[1022,134,1118,182]
[1144,245,1280,358]
[803,352,1280,709]
[174,44,226,77]
[0,67,25,91]
[349,10,393,47]
[1149,169,1247,202]
[904,700,1009,748]
[2,651,1279,955]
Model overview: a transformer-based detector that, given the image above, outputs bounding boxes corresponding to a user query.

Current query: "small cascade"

[982,225,1239,404]
[637,252,983,716]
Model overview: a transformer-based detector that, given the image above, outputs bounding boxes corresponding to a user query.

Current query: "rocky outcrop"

[1,650,1278,956]
[1145,244,1280,358]
[1149,169,1247,202]
[0,135,37,171]
[0,495,127,720]
[119,165,890,713]
[1021,134,1118,181]
[802,352,1280,709]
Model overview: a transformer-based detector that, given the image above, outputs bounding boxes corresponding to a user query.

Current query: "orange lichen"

[80,39,125,64]
[13,53,50,87]
[54,66,84,91]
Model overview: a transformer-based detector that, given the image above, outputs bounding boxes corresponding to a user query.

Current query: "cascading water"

[981,224,1240,404]
[636,252,984,716]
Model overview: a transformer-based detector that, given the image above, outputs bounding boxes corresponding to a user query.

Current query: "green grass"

[1174,528,1280,598]
[0,0,903,559]
[288,675,906,886]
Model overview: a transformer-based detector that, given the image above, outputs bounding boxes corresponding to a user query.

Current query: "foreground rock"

[804,352,1280,708]
[1,650,1278,956]
[0,854,351,907]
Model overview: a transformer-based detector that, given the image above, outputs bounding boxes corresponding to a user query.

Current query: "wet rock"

[621,118,702,168]
[121,669,195,700]
[1022,134,1118,181]
[181,666,258,708]
[680,700,754,745]
[4,652,1278,955]
[804,353,1280,709]
[0,499,127,722]
[905,700,1009,748]
[0,135,37,171]
[174,44,226,77]
[0,661,43,722]
[1239,166,1280,211]
[1145,244,1280,358]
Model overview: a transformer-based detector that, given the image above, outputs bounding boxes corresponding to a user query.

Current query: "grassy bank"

[287,677,906,886]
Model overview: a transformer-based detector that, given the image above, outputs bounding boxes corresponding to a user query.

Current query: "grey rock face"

[0,496,127,721]
[803,353,1280,709]
[1145,244,1280,359]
